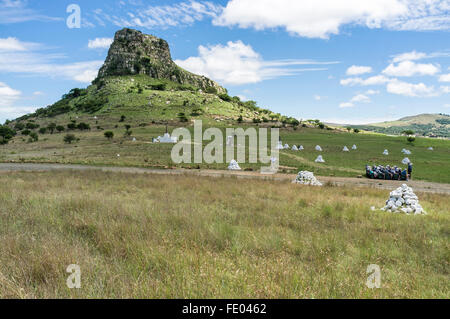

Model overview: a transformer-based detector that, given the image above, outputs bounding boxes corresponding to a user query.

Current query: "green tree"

[237,115,243,123]
[39,127,47,134]
[104,131,114,140]
[29,132,38,142]
[353,128,360,133]
[0,125,15,145]
[119,115,126,122]
[407,136,416,144]
[56,125,65,133]
[47,123,57,134]
[63,134,76,144]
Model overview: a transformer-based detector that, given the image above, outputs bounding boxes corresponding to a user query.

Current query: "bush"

[48,123,57,134]
[150,83,166,91]
[26,122,39,130]
[56,125,65,133]
[21,129,31,136]
[318,123,325,129]
[67,123,76,130]
[0,125,15,144]
[252,118,261,124]
[205,87,217,94]
[29,132,38,142]
[39,127,47,134]
[119,115,126,122]
[237,115,243,123]
[218,93,232,102]
[77,122,90,130]
[104,131,114,140]
[177,112,188,122]
[63,134,76,144]
[407,136,416,143]
[403,129,415,135]
[14,123,25,131]
[353,128,360,133]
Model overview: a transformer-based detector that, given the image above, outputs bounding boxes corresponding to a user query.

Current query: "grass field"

[0,171,448,298]
[1,124,449,183]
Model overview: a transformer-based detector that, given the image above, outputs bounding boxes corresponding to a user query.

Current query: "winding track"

[1,163,449,195]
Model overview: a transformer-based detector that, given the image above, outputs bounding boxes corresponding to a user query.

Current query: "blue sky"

[1,0,449,124]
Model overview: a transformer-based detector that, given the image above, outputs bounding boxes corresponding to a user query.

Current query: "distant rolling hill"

[351,113,450,138]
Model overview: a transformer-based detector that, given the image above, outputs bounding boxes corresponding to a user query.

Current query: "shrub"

[125,124,131,131]
[21,129,31,136]
[39,127,47,134]
[237,115,243,123]
[48,123,57,134]
[119,115,126,122]
[318,123,325,129]
[26,122,39,130]
[218,93,232,102]
[104,131,114,140]
[150,83,166,91]
[177,112,188,122]
[63,134,76,144]
[77,122,90,130]
[29,132,38,142]
[353,128,360,133]
[403,129,415,135]
[205,87,217,94]
[407,136,416,144]
[56,125,65,133]
[67,123,76,130]
[0,125,15,145]
[14,123,25,131]
[252,118,261,124]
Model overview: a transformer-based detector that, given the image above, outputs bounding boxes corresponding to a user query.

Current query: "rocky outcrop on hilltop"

[96,28,226,94]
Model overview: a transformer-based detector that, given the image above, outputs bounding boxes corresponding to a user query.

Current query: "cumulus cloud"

[175,40,333,85]
[386,79,437,97]
[339,102,354,108]
[441,86,450,93]
[350,94,371,103]
[0,37,103,83]
[0,81,21,107]
[340,75,392,86]
[439,73,450,82]
[391,50,428,63]
[88,37,113,49]
[213,0,450,39]
[0,0,62,24]
[346,65,373,75]
[382,60,440,77]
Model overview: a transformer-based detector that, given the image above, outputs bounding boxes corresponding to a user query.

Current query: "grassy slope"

[371,114,449,127]
[0,171,448,298]
[1,124,449,183]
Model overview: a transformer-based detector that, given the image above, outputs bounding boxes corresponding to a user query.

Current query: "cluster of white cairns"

[381,184,426,215]
[292,171,323,186]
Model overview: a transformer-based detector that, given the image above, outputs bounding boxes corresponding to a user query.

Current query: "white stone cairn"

[343,146,349,152]
[428,147,434,151]
[315,155,325,163]
[402,148,412,155]
[315,145,322,151]
[155,133,178,143]
[292,171,322,186]
[284,144,290,149]
[276,141,284,150]
[291,145,298,151]
[383,149,389,155]
[402,157,411,165]
[381,184,426,215]
[298,145,304,150]
[352,144,357,150]
[228,159,241,170]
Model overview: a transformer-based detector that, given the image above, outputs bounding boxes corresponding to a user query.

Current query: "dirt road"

[1,162,449,195]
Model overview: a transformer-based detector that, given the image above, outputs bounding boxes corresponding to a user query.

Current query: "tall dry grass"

[0,171,448,298]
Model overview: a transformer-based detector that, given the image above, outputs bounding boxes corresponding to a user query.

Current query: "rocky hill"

[12,28,279,126]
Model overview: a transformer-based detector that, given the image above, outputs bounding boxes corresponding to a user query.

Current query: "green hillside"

[352,113,450,138]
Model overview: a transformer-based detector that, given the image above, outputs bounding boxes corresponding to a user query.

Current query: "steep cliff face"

[96,28,226,94]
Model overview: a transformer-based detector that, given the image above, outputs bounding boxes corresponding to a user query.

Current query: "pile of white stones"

[315,145,323,151]
[352,144,357,150]
[228,159,241,170]
[402,157,411,165]
[315,155,325,163]
[292,171,323,186]
[383,149,389,155]
[291,145,298,151]
[343,146,349,152]
[381,184,426,215]
[402,148,412,155]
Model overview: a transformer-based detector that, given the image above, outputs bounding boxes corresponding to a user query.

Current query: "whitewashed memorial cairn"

[402,148,412,155]
[343,146,349,152]
[383,149,389,155]
[277,141,284,150]
[352,144,357,150]
[315,145,323,151]
[292,171,323,186]
[284,144,290,149]
[428,147,434,151]
[291,145,298,151]
[228,159,241,170]
[298,145,304,150]
[402,157,411,165]
[381,184,426,215]
[315,155,325,163]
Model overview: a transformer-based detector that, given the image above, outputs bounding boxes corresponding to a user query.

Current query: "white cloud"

[439,73,450,82]
[444,104,450,107]
[366,89,380,95]
[441,86,450,93]
[386,79,437,97]
[346,65,372,76]
[339,102,354,108]
[175,40,332,85]
[213,0,450,39]
[0,0,62,24]
[382,60,440,77]
[88,37,113,49]
[92,1,222,29]
[391,50,427,63]
[0,37,103,83]
[0,81,21,107]
[350,94,371,103]
[314,95,322,101]
[340,75,392,86]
